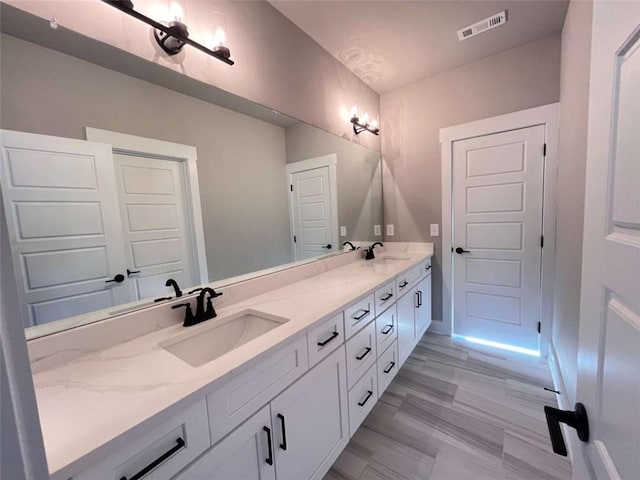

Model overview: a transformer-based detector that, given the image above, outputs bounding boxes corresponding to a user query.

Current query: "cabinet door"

[175,405,275,480]
[415,274,432,339]
[397,284,418,366]
[271,346,348,480]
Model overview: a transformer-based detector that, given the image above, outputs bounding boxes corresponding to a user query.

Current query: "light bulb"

[214,27,227,47]
[362,112,370,125]
[350,105,359,120]
[169,1,184,22]
[370,119,378,130]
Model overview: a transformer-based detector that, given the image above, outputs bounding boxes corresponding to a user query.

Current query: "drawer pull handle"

[317,331,339,347]
[263,426,274,466]
[384,361,396,374]
[425,265,432,271]
[381,324,393,335]
[399,280,408,288]
[380,293,393,302]
[277,413,288,451]
[358,390,374,407]
[352,309,370,321]
[356,347,372,361]
[120,437,185,480]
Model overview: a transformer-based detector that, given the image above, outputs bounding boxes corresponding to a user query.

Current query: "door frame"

[85,128,208,285]
[284,154,339,261]
[438,103,559,356]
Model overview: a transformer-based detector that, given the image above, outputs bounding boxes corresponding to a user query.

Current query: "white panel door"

[0,130,129,327]
[573,6,640,479]
[271,346,348,480]
[289,166,335,260]
[113,154,195,300]
[452,126,545,351]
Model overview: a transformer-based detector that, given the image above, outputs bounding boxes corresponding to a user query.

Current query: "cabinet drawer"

[307,312,345,367]
[375,304,397,354]
[374,280,396,315]
[344,293,375,339]
[207,336,309,444]
[377,341,399,396]
[345,320,376,389]
[395,265,423,297]
[347,364,378,437]
[74,399,210,480]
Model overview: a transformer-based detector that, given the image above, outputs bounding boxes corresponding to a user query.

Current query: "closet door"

[0,130,129,327]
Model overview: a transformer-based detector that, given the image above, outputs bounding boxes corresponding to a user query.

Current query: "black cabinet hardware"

[414,292,420,308]
[356,347,372,361]
[381,324,393,335]
[106,274,125,283]
[384,362,395,374]
[417,290,423,307]
[398,280,408,289]
[352,309,370,321]
[380,292,393,302]
[544,402,589,456]
[119,437,184,480]
[263,426,274,465]
[322,244,332,249]
[154,296,172,302]
[126,268,141,276]
[358,390,373,407]
[277,414,288,451]
[425,265,432,271]
[188,287,203,295]
[317,331,339,347]
[455,247,470,254]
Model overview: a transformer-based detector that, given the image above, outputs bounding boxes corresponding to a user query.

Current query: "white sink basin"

[374,255,410,264]
[160,309,289,367]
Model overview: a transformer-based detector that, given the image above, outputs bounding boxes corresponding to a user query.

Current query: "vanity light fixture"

[350,106,379,136]
[101,0,234,65]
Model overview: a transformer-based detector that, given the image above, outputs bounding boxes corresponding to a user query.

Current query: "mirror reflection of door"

[0,129,206,327]
[286,155,338,261]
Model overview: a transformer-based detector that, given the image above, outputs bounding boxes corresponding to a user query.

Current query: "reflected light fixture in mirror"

[350,105,380,136]
[101,0,234,65]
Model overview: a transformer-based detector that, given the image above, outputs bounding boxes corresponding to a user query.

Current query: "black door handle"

[322,244,332,249]
[263,426,274,465]
[455,247,470,254]
[277,413,287,450]
[126,268,141,276]
[544,402,589,456]
[106,274,125,283]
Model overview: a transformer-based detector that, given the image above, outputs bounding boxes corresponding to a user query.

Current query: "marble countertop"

[32,246,432,478]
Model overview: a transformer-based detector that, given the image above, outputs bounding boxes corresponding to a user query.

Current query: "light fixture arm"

[101,0,234,65]
[350,116,379,136]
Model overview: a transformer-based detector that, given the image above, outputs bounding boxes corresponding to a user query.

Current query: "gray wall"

[380,34,562,322]
[285,123,384,243]
[552,0,593,405]
[6,0,380,153]
[1,34,293,281]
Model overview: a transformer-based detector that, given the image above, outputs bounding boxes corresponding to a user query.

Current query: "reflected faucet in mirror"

[365,242,384,260]
[165,279,183,298]
[343,241,357,251]
[172,288,223,327]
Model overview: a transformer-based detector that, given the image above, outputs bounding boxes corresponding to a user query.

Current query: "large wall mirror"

[0,6,383,339]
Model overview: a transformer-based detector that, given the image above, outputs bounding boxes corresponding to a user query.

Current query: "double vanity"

[28,244,433,480]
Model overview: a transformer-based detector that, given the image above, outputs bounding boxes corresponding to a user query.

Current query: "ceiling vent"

[457,10,507,41]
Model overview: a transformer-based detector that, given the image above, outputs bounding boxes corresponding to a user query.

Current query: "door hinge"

[541,236,544,248]
[537,321,541,334]
[543,143,547,156]
[293,235,297,243]
[290,184,293,192]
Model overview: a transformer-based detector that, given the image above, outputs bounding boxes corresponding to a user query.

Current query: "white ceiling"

[269,0,569,93]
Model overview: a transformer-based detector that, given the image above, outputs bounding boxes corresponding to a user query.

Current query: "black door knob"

[105,274,125,283]
[455,247,470,254]
[544,402,589,456]
[323,244,332,249]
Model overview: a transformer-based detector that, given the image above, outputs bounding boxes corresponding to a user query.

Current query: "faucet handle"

[205,298,218,320]
[211,289,223,298]
[172,303,196,327]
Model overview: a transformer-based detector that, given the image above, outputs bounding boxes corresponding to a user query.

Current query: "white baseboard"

[548,341,577,463]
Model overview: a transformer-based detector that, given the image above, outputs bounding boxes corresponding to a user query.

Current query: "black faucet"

[365,242,384,260]
[343,241,356,251]
[165,278,182,298]
[171,287,223,327]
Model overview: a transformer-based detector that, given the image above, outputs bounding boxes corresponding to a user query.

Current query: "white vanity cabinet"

[415,274,432,338]
[397,263,432,366]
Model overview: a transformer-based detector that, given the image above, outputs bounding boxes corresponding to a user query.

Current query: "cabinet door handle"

[263,426,274,465]
[398,280,408,288]
[356,346,372,360]
[277,413,288,451]
[380,292,393,302]
[317,331,339,347]
[418,290,423,307]
[358,390,374,407]
[119,438,185,480]
[414,291,420,308]
[384,361,396,374]
[352,309,370,321]
[381,324,393,335]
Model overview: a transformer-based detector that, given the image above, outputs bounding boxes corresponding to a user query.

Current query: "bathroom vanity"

[28,244,432,480]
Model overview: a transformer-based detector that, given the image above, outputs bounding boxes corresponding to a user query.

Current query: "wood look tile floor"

[324,333,572,480]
